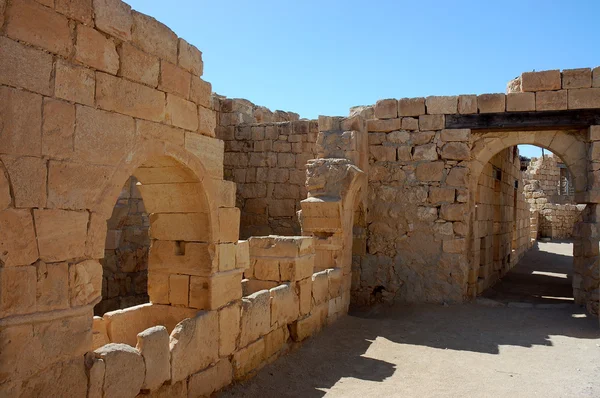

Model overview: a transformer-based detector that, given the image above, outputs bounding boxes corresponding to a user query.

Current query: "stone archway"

[467,129,593,307]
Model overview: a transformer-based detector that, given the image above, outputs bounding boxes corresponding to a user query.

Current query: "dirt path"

[219,304,599,398]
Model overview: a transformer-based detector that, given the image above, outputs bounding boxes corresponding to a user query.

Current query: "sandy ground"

[219,243,600,398]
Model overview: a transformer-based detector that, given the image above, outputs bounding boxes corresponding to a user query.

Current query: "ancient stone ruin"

[0,0,598,397]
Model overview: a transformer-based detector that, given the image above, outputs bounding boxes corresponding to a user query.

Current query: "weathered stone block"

[232,338,265,379]
[69,259,102,306]
[536,90,567,111]
[132,10,178,64]
[169,311,219,382]
[458,95,477,114]
[311,270,329,305]
[239,290,271,347]
[0,209,38,266]
[253,258,280,281]
[219,301,241,357]
[0,36,53,95]
[367,118,402,132]
[270,284,299,327]
[443,238,466,254]
[94,0,132,40]
[440,203,467,221]
[34,209,88,262]
[477,93,505,113]
[188,360,232,397]
[290,303,328,342]
[280,255,314,281]
[441,142,470,160]
[86,355,105,398]
[415,161,445,181]
[136,326,170,391]
[95,343,145,398]
[562,68,592,89]
[166,94,198,131]
[47,161,112,210]
[506,92,535,112]
[178,38,204,76]
[426,96,457,114]
[412,143,438,161]
[6,0,72,56]
[440,129,469,142]
[236,240,250,270]
[209,270,243,309]
[218,207,241,243]
[446,167,468,187]
[327,268,343,298]
[55,0,93,24]
[264,326,289,359]
[521,70,561,92]
[119,42,160,87]
[0,266,36,317]
[55,60,95,106]
[568,88,600,109]
[0,86,42,156]
[36,261,69,311]
[75,24,119,74]
[190,76,212,107]
[2,156,46,208]
[198,106,217,137]
[96,72,166,122]
[160,61,191,99]
[398,97,425,116]
[169,274,189,306]
[419,114,445,130]
[149,213,210,241]
[374,98,398,119]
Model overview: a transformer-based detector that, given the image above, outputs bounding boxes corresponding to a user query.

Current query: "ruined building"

[0,0,598,397]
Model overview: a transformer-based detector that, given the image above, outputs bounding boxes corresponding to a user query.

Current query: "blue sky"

[126,1,599,158]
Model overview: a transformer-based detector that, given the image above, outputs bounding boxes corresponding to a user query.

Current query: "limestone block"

[264,326,289,359]
[446,167,469,187]
[13,358,87,398]
[219,301,241,356]
[93,0,132,40]
[270,284,299,327]
[441,142,470,160]
[443,238,466,254]
[96,72,166,122]
[398,97,425,116]
[42,98,75,159]
[426,96,457,114]
[131,10,178,64]
[178,38,204,76]
[136,326,170,391]
[232,337,265,379]
[290,303,328,342]
[2,155,46,208]
[440,204,467,221]
[0,265,36,317]
[69,259,102,306]
[208,269,243,309]
[236,240,250,270]
[367,118,402,132]
[119,43,160,87]
[166,94,198,131]
[562,68,592,89]
[412,144,438,161]
[0,209,38,266]
[311,270,329,305]
[419,114,445,130]
[184,133,224,178]
[149,213,210,241]
[593,67,600,88]
[92,316,109,350]
[522,70,562,91]
[36,261,69,311]
[536,90,567,111]
[415,161,445,181]
[296,278,312,316]
[55,0,93,24]
[0,86,42,156]
[47,161,112,210]
[374,98,398,119]
[458,95,477,114]
[249,236,314,258]
[75,24,119,74]
[217,243,236,272]
[160,62,191,99]
[87,356,105,398]
[95,343,145,398]
[75,105,136,165]
[188,360,232,397]
[0,36,53,95]
[402,117,419,130]
[243,279,279,296]
[5,0,72,56]
[507,92,535,111]
[327,268,343,298]
[280,255,315,281]
[169,274,189,306]
[441,129,469,142]
[253,258,280,281]
[218,207,241,243]
[477,94,505,113]
[55,59,95,106]
[239,290,271,347]
[169,311,219,382]
[140,182,207,212]
[0,171,10,211]
[568,88,600,109]
[34,209,88,262]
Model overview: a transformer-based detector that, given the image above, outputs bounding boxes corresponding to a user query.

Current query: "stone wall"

[95,176,149,315]
[475,147,531,293]
[216,97,319,238]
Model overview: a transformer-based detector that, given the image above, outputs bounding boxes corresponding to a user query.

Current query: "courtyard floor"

[220,242,600,397]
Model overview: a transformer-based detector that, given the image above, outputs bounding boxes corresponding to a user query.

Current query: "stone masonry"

[0,1,599,397]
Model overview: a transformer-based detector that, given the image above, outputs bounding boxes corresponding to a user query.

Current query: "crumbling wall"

[215,98,318,237]
[475,147,531,293]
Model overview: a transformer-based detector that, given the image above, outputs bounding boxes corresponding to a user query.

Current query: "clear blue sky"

[127,0,599,158]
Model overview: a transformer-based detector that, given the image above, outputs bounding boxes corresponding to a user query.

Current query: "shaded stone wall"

[216,97,318,237]
[95,176,149,315]
[475,147,531,293]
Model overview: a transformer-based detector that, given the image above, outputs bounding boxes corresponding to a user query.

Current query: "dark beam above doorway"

[445,109,600,131]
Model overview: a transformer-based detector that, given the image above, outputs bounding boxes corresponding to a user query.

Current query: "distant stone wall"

[95,177,149,315]
[215,97,318,238]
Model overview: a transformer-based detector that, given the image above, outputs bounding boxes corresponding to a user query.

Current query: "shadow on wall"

[218,303,599,398]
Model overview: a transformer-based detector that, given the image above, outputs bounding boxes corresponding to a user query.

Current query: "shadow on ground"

[218,303,599,398]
